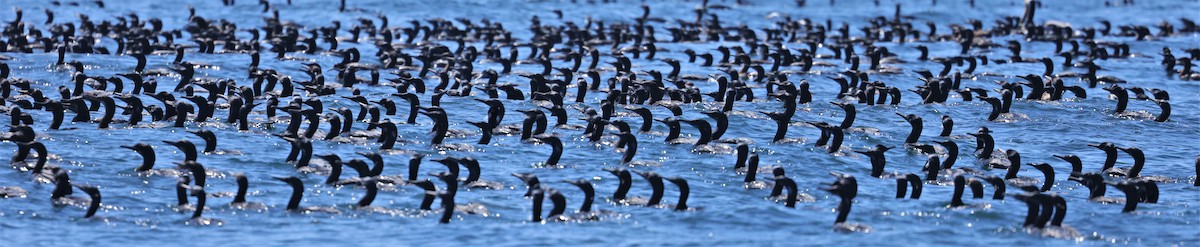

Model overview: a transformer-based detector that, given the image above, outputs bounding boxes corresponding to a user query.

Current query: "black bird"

[163,139,199,163]
[532,135,563,167]
[188,130,218,153]
[120,143,156,172]
[74,185,101,218]
[229,173,266,210]
[512,172,542,198]
[822,172,869,233]
[274,176,341,214]
[185,187,225,226]
[897,113,923,144]
[854,145,894,178]
[664,177,692,211]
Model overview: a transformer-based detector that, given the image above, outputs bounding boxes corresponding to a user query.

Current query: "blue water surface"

[0,0,1198,246]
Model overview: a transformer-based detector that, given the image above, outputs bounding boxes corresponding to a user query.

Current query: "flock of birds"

[0,0,1197,239]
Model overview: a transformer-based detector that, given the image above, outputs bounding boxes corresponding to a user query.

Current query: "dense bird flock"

[0,0,1197,241]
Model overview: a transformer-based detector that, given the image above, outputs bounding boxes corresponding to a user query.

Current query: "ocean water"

[0,0,1198,246]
